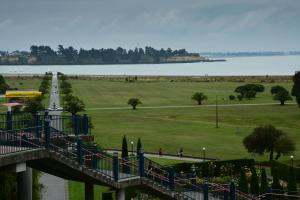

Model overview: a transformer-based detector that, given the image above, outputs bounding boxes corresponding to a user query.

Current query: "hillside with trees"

[0,45,207,65]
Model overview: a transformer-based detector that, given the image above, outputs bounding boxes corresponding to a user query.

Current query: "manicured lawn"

[69,181,114,200]
[67,77,299,161]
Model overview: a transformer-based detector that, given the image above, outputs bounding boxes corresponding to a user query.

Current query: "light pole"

[290,155,294,167]
[131,141,134,156]
[215,96,219,128]
[202,147,206,161]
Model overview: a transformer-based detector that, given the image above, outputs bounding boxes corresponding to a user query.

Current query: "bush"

[229,95,235,100]
[170,159,255,178]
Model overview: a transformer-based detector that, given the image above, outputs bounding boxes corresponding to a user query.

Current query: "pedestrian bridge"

[0,112,253,200]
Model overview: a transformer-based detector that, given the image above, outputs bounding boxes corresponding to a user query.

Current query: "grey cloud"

[0,0,299,52]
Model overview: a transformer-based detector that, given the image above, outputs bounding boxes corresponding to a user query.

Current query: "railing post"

[224,189,229,200]
[138,149,144,177]
[229,181,236,200]
[203,181,208,200]
[113,152,119,181]
[82,114,89,135]
[45,120,50,149]
[77,138,83,165]
[6,111,12,131]
[92,144,97,169]
[265,187,272,200]
[168,168,175,191]
[73,114,80,135]
[35,114,40,138]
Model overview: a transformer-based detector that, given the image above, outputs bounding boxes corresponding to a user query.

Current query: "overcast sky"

[1,0,300,52]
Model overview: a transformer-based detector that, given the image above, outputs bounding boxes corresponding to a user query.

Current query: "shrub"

[170,159,255,178]
[229,95,235,100]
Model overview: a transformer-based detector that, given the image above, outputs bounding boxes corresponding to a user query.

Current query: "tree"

[60,81,72,95]
[137,138,142,155]
[271,85,288,95]
[291,71,300,108]
[121,135,128,158]
[260,168,268,194]
[23,97,44,114]
[250,170,259,195]
[270,85,292,105]
[238,169,248,193]
[243,125,296,161]
[0,74,9,94]
[235,84,264,100]
[191,92,207,105]
[273,90,292,105]
[63,95,85,115]
[287,167,297,200]
[127,98,142,110]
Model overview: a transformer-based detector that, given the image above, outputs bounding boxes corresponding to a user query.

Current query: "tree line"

[0,45,200,65]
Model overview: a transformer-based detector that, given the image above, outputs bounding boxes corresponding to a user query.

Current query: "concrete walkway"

[104,150,207,162]
[86,102,296,111]
[40,72,68,200]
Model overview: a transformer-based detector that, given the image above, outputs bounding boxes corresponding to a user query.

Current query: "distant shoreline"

[0,59,226,66]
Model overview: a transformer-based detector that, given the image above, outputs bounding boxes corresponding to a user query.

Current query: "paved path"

[105,150,205,162]
[86,102,296,111]
[40,72,68,200]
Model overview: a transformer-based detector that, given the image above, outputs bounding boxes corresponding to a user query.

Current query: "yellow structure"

[5,90,42,98]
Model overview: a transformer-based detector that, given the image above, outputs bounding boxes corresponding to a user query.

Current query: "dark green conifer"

[121,135,128,158]
[238,169,248,193]
[260,168,268,194]
[250,169,259,195]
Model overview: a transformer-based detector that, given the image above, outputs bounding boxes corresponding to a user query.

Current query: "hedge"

[271,160,300,183]
[170,158,255,177]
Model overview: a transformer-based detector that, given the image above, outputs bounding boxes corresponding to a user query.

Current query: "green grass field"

[0,76,50,110]
[66,77,299,161]
[3,76,299,200]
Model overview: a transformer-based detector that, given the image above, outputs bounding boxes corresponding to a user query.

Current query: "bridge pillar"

[84,182,94,200]
[116,189,125,200]
[229,181,235,200]
[17,167,32,200]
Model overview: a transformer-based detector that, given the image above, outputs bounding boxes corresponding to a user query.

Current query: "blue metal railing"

[0,118,262,200]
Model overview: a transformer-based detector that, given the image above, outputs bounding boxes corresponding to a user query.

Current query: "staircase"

[0,112,254,200]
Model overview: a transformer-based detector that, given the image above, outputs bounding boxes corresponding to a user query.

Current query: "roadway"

[40,72,68,200]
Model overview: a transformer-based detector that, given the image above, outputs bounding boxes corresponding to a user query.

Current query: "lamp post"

[290,155,294,167]
[202,147,206,161]
[131,141,134,156]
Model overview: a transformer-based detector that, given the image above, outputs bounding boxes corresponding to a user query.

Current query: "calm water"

[0,55,299,76]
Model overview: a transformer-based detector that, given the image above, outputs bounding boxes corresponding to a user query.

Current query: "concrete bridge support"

[17,167,32,200]
[116,188,125,200]
[85,182,94,200]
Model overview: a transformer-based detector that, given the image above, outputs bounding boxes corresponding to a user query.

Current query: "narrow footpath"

[40,72,68,200]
